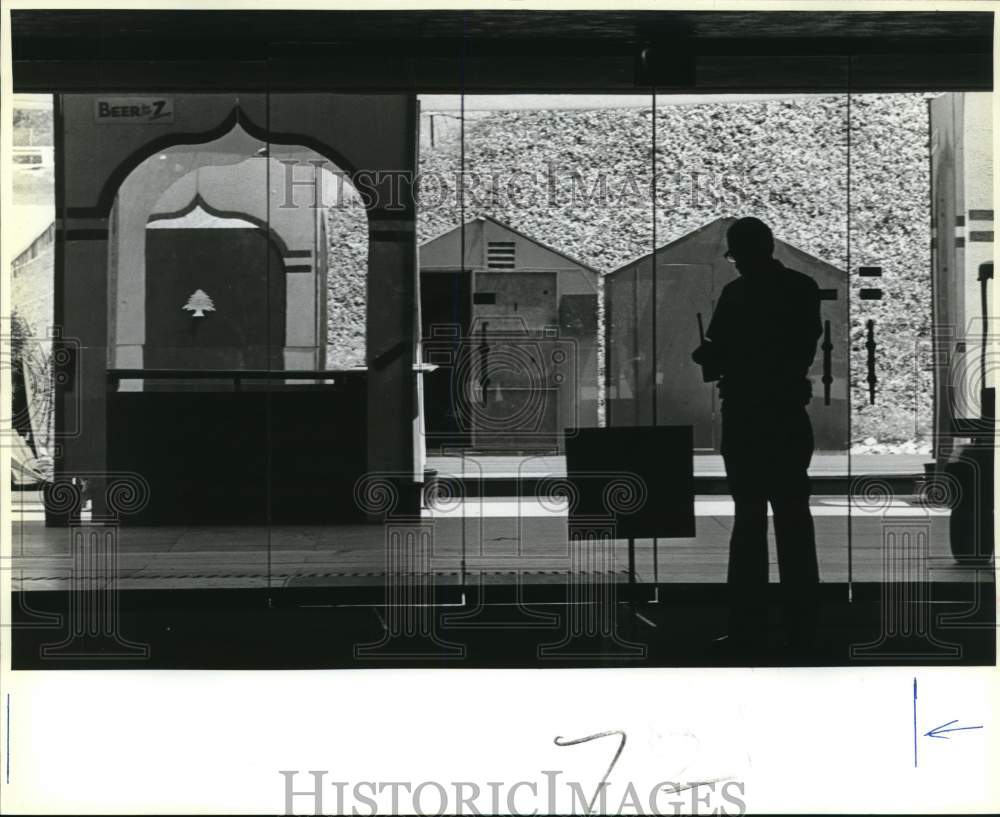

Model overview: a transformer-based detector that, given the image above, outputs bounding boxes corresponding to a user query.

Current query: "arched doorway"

[108,120,368,378]
[144,198,287,373]
[103,117,375,523]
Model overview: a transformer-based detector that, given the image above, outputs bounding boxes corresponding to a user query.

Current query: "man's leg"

[722,408,771,648]
[771,497,818,583]
[772,494,819,647]
[727,493,771,586]
[726,491,770,647]
[771,407,820,648]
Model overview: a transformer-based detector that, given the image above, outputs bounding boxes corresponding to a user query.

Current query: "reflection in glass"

[10,94,56,486]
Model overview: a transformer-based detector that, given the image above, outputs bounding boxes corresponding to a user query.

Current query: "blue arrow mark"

[925,719,985,740]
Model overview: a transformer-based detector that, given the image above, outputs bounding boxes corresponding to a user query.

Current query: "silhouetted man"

[692,217,821,652]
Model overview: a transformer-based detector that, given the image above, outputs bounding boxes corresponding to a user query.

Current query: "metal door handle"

[865,319,877,405]
[821,319,833,406]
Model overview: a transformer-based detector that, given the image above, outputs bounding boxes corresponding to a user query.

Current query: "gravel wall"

[403,94,931,443]
[315,95,934,442]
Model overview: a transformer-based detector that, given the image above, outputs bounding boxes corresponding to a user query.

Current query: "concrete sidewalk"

[427,453,927,478]
[8,495,987,591]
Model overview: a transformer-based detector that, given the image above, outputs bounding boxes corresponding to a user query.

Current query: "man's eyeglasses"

[723,251,737,263]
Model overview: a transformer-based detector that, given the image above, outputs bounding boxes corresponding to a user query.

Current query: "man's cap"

[726,216,774,256]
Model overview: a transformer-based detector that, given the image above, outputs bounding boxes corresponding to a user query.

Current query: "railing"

[107,368,367,390]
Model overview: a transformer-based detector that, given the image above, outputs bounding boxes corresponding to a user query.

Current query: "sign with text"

[94,97,174,124]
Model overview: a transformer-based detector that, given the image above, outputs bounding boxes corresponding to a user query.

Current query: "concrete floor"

[8,492,988,591]
[427,453,926,478]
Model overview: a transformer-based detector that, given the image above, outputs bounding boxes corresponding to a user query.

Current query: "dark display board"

[107,377,370,524]
[565,425,695,539]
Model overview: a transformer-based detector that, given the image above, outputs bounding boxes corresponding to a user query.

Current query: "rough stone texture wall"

[325,183,368,369]
[386,94,932,444]
[847,95,934,448]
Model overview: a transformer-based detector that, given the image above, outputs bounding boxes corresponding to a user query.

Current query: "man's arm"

[691,285,731,372]
[797,278,823,370]
[705,283,731,347]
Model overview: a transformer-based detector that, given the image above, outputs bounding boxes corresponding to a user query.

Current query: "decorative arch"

[146,194,294,256]
[79,105,364,220]
[109,116,370,373]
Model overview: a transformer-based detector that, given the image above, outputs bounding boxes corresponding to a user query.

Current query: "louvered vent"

[487,241,516,270]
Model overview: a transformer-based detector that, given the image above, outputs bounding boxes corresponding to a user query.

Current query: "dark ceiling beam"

[10,10,993,93]
[12,54,990,94]
[10,9,994,42]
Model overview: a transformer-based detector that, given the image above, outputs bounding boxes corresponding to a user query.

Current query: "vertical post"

[365,94,420,515]
[650,92,657,425]
[59,227,110,518]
